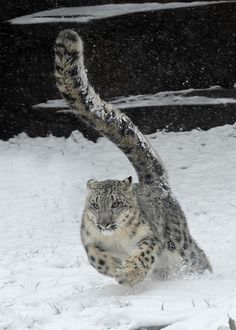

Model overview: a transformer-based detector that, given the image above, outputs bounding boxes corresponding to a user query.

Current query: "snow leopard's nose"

[98,218,114,230]
[100,221,111,229]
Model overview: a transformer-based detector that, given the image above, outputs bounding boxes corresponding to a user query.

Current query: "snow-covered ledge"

[34,88,236,110]
[8,1,232,25]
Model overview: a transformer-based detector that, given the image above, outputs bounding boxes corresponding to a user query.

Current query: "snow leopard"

[54,29,212,285]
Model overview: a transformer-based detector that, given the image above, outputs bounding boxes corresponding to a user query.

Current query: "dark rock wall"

[0,1,236,140]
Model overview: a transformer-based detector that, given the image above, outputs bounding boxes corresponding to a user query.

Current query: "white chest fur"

[83,221,149,260]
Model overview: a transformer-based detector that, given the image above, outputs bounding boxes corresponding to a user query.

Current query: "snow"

[8,1,233,25]
[34,88,236,110]
[0,124,236,329]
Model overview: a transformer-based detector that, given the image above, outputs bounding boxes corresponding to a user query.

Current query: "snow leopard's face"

[86,177,135,234]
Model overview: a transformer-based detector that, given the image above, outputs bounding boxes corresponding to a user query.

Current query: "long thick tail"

[54,30,167,186]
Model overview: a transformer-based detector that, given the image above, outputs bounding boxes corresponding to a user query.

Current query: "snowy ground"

[0,124,236,330]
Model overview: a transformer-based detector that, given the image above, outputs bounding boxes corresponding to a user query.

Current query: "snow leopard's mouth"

[97,223,117,234]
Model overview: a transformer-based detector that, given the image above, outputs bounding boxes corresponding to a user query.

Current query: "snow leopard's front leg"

[85,244,122,277]
[116,237,160,286]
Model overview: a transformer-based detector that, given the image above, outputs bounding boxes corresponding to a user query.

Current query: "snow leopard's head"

[86,176,136,234]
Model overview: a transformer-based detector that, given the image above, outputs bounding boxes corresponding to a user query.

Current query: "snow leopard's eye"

[111,201,120,208]
[90,202,99,209]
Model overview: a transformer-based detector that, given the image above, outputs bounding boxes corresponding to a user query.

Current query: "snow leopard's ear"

[87,179,98,190]
[122,176,132,190]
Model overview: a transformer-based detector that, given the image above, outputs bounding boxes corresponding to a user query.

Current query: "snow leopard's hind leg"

[181,240,212,275]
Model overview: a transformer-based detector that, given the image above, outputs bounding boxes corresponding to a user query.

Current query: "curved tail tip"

[56,29,83,51]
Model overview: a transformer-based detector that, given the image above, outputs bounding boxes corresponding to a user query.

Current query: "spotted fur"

[54,30,212,286]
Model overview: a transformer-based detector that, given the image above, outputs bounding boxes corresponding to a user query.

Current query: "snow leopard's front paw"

[115,256,147,286]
